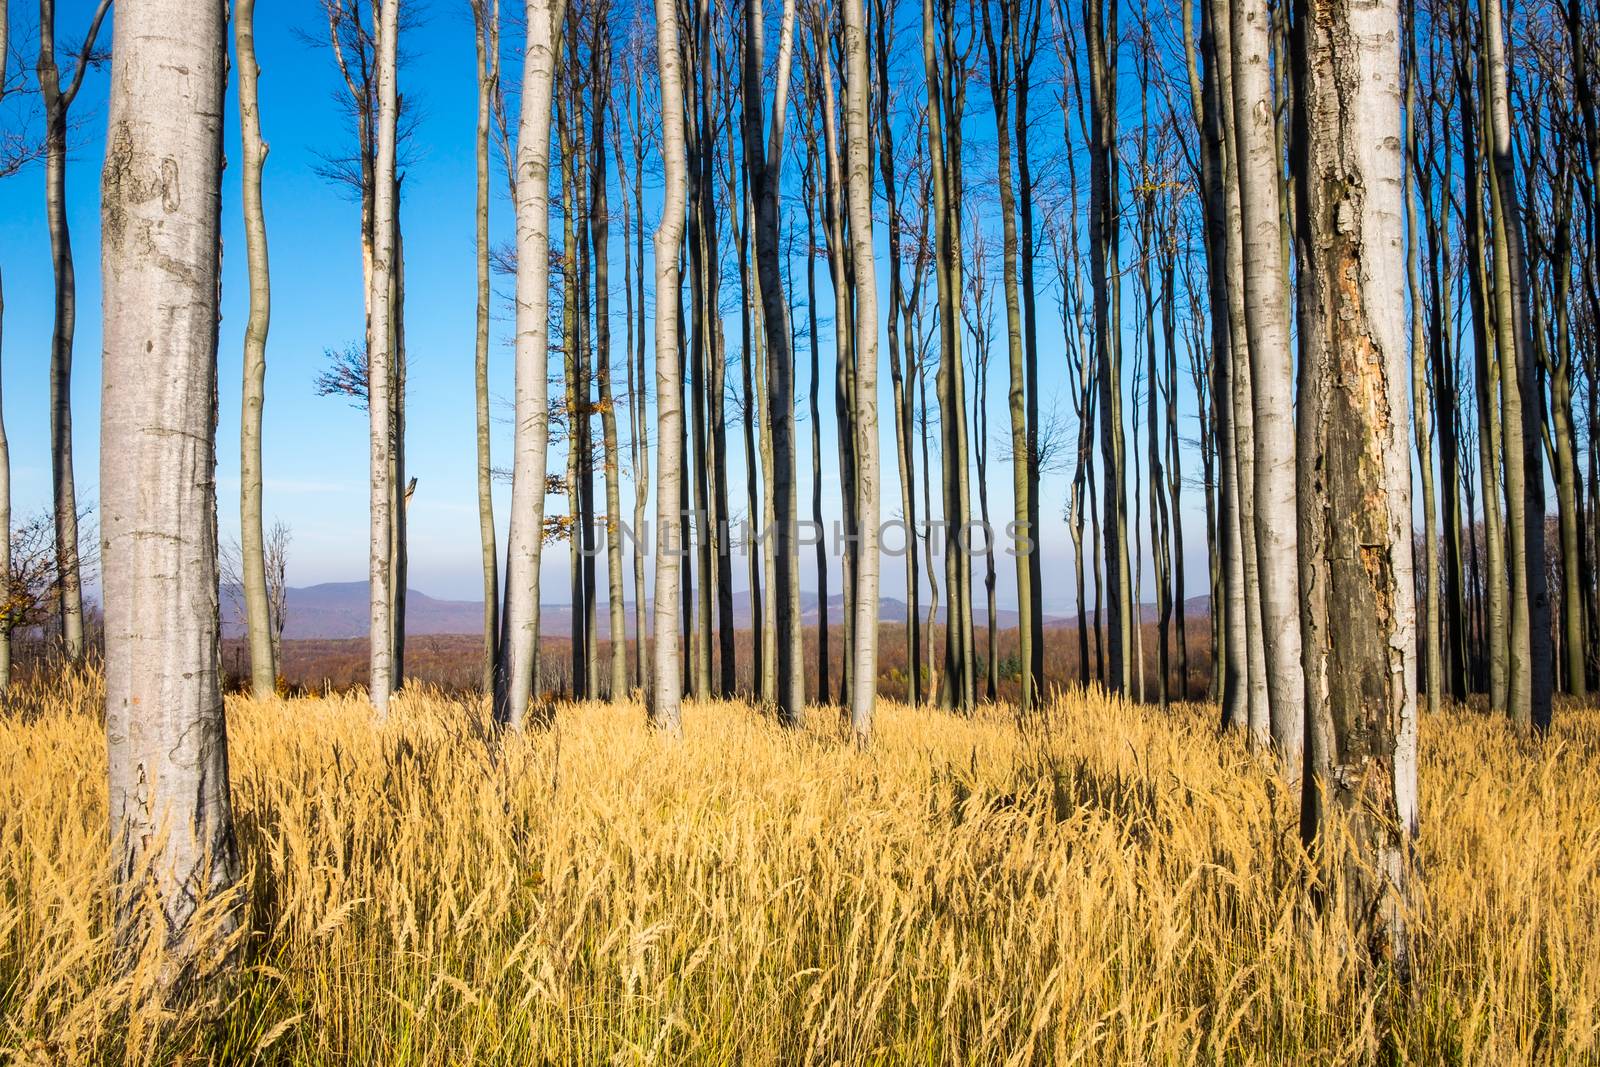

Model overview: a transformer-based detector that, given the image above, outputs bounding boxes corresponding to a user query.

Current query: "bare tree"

[366,0,400,715]
[39,0,111,663]
[101,0,238,975]
[842,0,879,739]
[1229,0,1303,767]
[237,0,276,699]
[472,0,501,695]
[1292,0,1419,974]
[496,0,568,729]
[744,0,803,723]
[649,0,689,736]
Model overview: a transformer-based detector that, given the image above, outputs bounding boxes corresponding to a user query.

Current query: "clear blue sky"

[0,0,1217,615]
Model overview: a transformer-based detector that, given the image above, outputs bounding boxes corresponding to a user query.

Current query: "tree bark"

[366,0,400,716]
[1086,0,1133,694]
[101,0,239,971]
[744,0,804,722]
[494,0,565,729]
[39,0,109,664]
[983,0,1035,712]
[649,0,688,736]
[875,0,922,708]
[236,0,275,699]
[1230,0,1304,767]
[1480,0,1552,732]
[1291,0,1419,974]
[842,0,879,739]
[589,9,628,700]
[473,0,501,696]
[1404,47,1442,714]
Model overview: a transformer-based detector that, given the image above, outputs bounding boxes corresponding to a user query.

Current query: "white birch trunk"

[494,0,564,729]
[650,0,690,737]
[366,0,399,716]
[1229,0,1304,771]
[237,0,276,700]
[1293,0,1418,973]
[101,0,238,966]
[842,0,879,741]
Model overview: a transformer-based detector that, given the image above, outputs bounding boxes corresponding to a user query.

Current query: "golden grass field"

[1,671,1597,1064]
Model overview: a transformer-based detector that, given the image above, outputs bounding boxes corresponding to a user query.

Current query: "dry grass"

[1,671,1597,1064]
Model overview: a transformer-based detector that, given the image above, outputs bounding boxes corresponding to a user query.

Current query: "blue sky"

[0,0,1218,615]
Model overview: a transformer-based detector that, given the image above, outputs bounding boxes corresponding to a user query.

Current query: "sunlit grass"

[1,670,1596,1063]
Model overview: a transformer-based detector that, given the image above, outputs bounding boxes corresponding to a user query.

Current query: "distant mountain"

[224,580,1210,640]
[223,581,484,640]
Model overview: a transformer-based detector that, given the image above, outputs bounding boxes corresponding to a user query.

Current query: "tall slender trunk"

[1212,0,1269,741]
[628,76,651,691]
[842,0,879,736]
[473,0,500,695]
[237,0,274,699]
[1231,0,1304,766]
[366,0,400,716]
[1417,58,1469,700]
[1292,0,1419,974]
[983,0,1035,711]
[102,0,239,968]
[1404,47,1442,713]
[1545,166,1586,698]
[1453,17,1507,706]
[39,0,108,664]
[924,0,976,712]
[874,0,921,708]
[590,12,628,700]
[1481,0,1552,731]
[804,156,830,706]
[650,0,688,735]
[1086,0,1132,694]
[738,186,769,700]
[559,100,585,697]
[745,0,803,720]
[390,190,409,690]
[1015,0,1046,705]
[495,0,565,729]
[816,32,858,705]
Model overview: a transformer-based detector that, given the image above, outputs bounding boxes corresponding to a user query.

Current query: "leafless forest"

[0,0,1597,1059]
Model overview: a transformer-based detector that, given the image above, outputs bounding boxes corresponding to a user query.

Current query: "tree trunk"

[1086,0,1132,694]
[1211,0,1269,741]
[391,206,409,691]
[925,0,976,712]
[650,0,688,735]
[39,0,108,664]
[875,0,921,708]
[1013,0,1046,707]
[1480,0,1552,732]
[101,0,239,970]
[590,11,628,701]
[1230,0,1304,767]
[804,154,830,706]
[1452,17,1507,706]
[494,0,565,729]
[983,0,1035,712]
[1291,0,1419,974]
[236,0,275,699]
[744,0,803,721]
[366,0,400,716]
[474,0,500,696]
[1404,48,1442,714]
[842,0,879,739]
